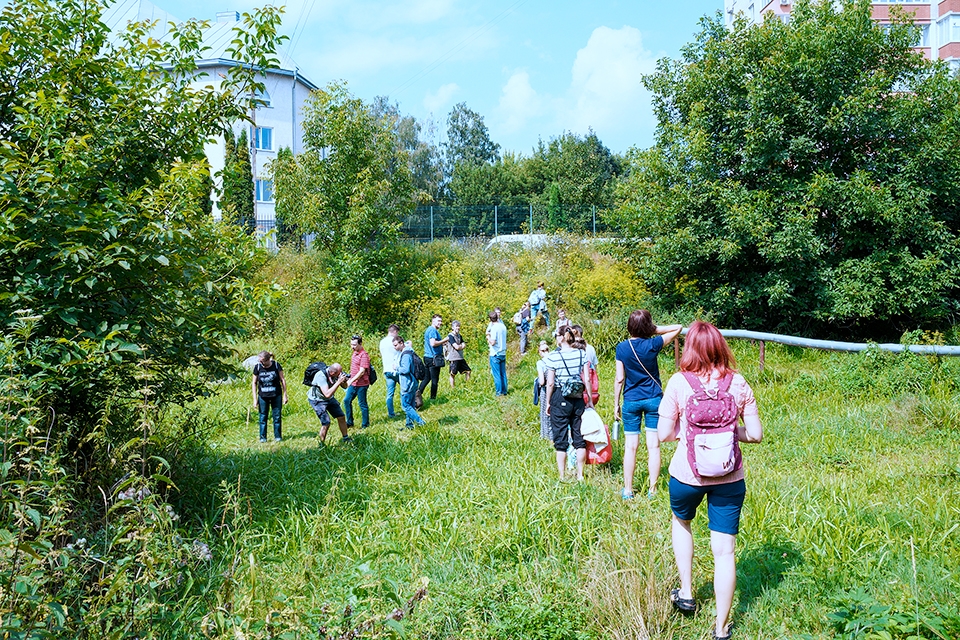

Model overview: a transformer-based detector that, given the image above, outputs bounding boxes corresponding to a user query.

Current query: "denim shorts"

[621,396,662,434]
[669,477,746,536]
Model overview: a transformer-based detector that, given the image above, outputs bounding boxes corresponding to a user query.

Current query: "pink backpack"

[682,372,742,479]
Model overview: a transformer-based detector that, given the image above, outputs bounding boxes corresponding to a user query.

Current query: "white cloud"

[423,82,460,113]
[562,26,657,137]
[495,70,544,134]
[489,26,658,153]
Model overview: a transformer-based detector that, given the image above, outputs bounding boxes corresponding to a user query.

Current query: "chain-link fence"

[251,204,616,250]
[401,204,615,242]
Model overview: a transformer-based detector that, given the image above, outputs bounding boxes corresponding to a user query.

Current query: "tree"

[444,102,501,168]
[273,81,415,251]
[372,96,444,204]
[271,82,418,320]
[0,0,285,425]
[219,128,256,232]
[611,0,960,336]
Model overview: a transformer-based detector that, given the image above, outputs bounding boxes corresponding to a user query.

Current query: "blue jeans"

[384,375,397,417]
[258,395,282,440]
[400,385,425,427]
[489,354,508,395]
[622,396,662,434]
[343,384,369,428]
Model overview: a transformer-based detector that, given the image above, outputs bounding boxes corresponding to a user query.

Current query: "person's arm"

[656,324,683,346]
[537,362,546,386]
[251,370,258,409]
[613,359,625,421]
[429,335,448,347]
[279,368,288,405]
[582,360,593,409]
[658,377,680,443]
[545,368,556,416]
[347,354,368,386]
[738,414,763,443]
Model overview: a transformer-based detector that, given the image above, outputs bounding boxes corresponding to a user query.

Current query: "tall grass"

[168,324,960,638]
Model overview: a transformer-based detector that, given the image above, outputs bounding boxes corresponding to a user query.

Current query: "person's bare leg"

[555,450,566,479]
[449,373,455,388]
[336,416,349,438]
[672,516,695,600]
[575,447,586,481]
[623,433,639,494]
[318,422,330,443]
[711,531,737,637]
[646,430,662,494]
[464,371,471,382]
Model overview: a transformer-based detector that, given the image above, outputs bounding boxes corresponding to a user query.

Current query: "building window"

[255,179,274,202]
[252,127,273,151]
[255,88,272,108]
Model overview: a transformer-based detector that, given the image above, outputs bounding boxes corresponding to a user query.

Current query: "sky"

[150,0,721,155]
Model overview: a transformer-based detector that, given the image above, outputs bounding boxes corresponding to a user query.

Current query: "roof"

[101,0,318,90]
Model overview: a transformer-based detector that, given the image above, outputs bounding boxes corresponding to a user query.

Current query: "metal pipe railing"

[676,328,960,372]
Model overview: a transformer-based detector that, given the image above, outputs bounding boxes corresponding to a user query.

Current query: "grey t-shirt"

[447,332,465,361]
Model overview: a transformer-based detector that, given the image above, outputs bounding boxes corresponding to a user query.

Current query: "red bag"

[585,423,612,465]
[583,365,600,406]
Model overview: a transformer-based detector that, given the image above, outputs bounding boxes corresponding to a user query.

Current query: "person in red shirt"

[343,335,371,429]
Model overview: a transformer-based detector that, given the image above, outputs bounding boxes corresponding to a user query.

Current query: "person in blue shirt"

[416,314,449,408]
[613,310,682,500]
[486,310,508,396]
[386,335,426,430]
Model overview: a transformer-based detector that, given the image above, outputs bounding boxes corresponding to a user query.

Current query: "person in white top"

[379,324,400,419]
[657,321,763,640]
[544,327,593,481]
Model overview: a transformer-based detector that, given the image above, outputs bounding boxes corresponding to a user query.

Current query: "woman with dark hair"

[658,321,763,640]
[544,326,593,481]
[613,311,682,499]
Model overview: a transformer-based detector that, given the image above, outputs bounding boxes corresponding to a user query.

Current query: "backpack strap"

[681,371,704,393]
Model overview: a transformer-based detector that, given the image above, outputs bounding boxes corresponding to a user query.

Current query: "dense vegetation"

[610,0,960,337]
[3,0,960,637]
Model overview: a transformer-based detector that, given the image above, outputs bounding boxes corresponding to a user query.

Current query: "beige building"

[724,0,960,72]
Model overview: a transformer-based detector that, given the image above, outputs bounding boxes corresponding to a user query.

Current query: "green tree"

[612,0,960,336]
[444,101,501,168]
[219,128,256,233]
[272,146,304,248]
[271,81,418,322]
[0,0,284,425]
[372,96,444,204]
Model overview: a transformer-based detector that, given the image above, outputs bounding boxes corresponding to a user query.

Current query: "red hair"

[679,321,737,377]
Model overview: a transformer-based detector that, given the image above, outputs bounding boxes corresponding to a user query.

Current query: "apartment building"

[102,0,318,240]
[723,0,960,72]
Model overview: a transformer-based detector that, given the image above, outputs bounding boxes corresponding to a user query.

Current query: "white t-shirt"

[379,334,398,373]
[487,321,507,356]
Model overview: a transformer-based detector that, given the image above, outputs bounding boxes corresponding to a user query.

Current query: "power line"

[288,0,318,57]
[388,0,527,99]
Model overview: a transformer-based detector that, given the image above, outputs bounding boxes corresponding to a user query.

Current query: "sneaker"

[647,490,656,500]
[274,437,282,443]
[341,436,353,443]
[259,437,267,443]
[621,489,635,500]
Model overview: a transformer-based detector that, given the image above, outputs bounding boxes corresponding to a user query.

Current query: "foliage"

[443,102,501,169]
[829,588,960,639]
[372,96,445,204]
[219,128,256,233]
[526,131,622,211]
[272,81,416,253]
[0,0,284,435]
[611,0,960,337]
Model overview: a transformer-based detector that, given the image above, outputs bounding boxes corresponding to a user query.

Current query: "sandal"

[713,630,732,640]
[621,489,634,500]
[670,588,696,615]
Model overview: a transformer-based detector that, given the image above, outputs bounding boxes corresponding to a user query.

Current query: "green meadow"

[173,330,960,639]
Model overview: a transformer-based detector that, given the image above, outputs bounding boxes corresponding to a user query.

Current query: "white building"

[724,0,960,72]
[102,0,318,242]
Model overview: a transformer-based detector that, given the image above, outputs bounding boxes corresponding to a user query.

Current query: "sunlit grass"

[172,336,960,639]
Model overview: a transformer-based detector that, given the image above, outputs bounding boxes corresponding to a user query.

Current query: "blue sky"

[154,1,720,155]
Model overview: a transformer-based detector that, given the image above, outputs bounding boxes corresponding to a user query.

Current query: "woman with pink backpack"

[657,321,763,640]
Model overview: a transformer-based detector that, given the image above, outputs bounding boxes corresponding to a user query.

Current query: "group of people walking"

[251,292,763,640]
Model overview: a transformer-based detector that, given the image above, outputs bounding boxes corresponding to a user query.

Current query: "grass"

[169,331,960,639]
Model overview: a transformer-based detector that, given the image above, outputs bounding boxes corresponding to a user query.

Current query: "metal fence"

[401,204,614,242]
[250,203,616,249]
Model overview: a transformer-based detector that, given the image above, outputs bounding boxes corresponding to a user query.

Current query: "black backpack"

[302,361,327,386]
[410,352,426,381]
[368,363,378,385]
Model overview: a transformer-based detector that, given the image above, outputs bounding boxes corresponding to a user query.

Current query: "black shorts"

[309,396,345,425]
[449,360,472,375]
